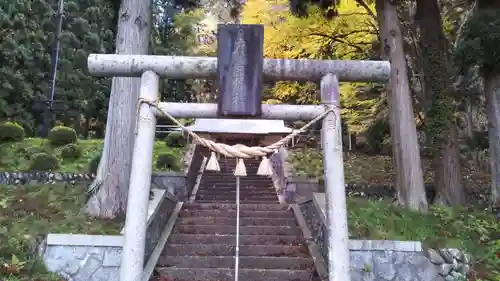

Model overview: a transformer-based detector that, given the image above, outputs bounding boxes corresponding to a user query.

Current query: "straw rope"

[136,98,337,158]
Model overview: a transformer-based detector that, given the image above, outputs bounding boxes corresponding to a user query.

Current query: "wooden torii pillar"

[87,23,390,281]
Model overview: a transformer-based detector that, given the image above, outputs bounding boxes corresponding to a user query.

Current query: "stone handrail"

[184,144,204,198]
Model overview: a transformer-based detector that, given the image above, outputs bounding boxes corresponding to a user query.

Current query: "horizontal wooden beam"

[155,102,327,121]
[87,54,390,82]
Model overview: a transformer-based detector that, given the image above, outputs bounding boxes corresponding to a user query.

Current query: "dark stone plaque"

[217,24,264,117]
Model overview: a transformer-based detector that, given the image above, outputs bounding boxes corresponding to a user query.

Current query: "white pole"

[320,74,350,281]
[234,176,240,281]
[120,70,159,281]
[87,54,390,82]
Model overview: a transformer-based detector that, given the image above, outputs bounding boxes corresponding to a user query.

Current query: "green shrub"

[165,132,185,147]
[155,153,180,171]
[61,144,82,160]
[89,154,101,174]
[48,126,77,146]
[30,153,59,171]
[0,122,25,142]
[21,147,48,160]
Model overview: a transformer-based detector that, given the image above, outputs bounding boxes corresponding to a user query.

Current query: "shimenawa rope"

[136,98,337,177]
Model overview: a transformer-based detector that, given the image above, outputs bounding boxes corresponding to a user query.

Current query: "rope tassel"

[257,156,273,177]
[234,158,247,177]
[205,151,220,172]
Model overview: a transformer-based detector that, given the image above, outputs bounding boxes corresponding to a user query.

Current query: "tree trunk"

[375,0,428,212]
[415,0,465,206]
[85,0,153,218]
[465,97,474,139]
[83,117,90,139]
[478,0,500,208]
[465,96,479,168]
[433,129,464,205]
[485,72,500,206]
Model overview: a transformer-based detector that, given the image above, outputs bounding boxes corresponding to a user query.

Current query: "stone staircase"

[156,158,319,281]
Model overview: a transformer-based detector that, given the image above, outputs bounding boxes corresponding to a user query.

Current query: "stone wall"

[286,178,490,206]
[0,171,187,190]
[346,241,470,281]
[40,234,123,281]
[0,171,94,185]
[299,193,472,281]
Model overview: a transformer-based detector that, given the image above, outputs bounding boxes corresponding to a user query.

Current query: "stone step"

[214,162,261,166]
[216,161,262,166]
[201,174,271,180]
[208,159,262,162]
[199,182,273,186]
[198,184,275,190]
[200,177,272,181]
[174,225,302,236]
[201,175,270,179]
[196,187,276,196]
[215,168,261,172]
[195,195,278,201]
[216,167,262,170]
[167,234,302,245]
[198,185,273,189]
[203,170,265,174]
[179,209,294,218]
[195,200,280,204]
[221,164,262,168]
[184,203,287,211]
[156,267,316,281]
[197,188,274,193]
[178,217,296,226]
[222,159,262,163]
[195,194,275,198]
[200,180,272,185]
[163,244,310,257]
[200,183,272,188]
[222,164,261,168]
[158,256,314,270]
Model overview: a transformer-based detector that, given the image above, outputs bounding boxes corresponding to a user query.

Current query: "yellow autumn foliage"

[241,0,381,132]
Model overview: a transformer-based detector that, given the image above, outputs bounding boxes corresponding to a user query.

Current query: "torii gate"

[87,24,390,281]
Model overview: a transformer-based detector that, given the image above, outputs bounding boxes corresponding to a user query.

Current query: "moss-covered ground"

[1,184,122,281]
